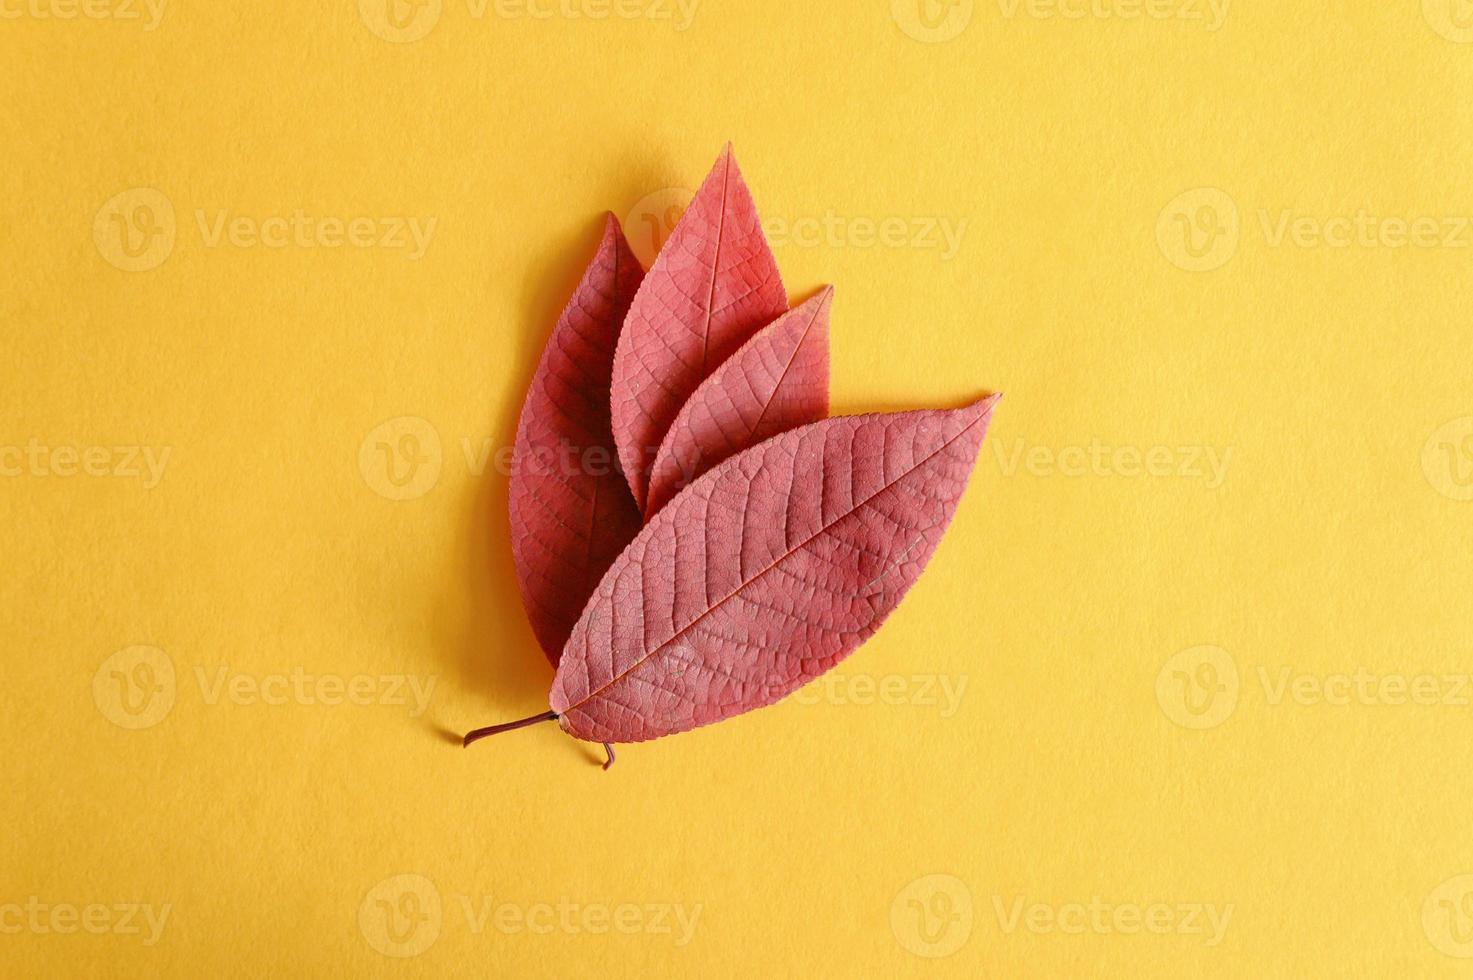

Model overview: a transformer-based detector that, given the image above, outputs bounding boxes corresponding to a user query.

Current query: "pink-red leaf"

[611,145,788,512]
[644,287,833,519]
[509,215,645,665]
[549,395,1000,743]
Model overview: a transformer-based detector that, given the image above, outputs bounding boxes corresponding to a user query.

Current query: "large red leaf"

[509,215,645,665]
[643,287,832,519]
[549,395,1000,743]
[611,145,788,512]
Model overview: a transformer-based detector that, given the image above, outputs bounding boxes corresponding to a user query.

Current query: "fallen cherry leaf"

[508,215,645,665]
[644,286,832,519]
[611,145,788,512]
[465,147,1003,770]
[550,395,1000,743]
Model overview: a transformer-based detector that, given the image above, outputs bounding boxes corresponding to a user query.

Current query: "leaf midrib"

[567,407,988,712]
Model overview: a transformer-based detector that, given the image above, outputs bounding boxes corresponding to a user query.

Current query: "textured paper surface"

[4,4,1473,977]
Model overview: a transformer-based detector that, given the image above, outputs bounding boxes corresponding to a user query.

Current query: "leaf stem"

[462,710,558,747]
[601,742,615,770]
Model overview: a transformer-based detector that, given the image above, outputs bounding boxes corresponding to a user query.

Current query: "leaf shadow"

[829,391,1000,419]
[430,148,678,744]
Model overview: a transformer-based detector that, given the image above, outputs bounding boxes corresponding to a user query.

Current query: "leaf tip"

[710,142,741,183]
[599,211,631,252]
[599,210,643,277]
[970,391,1003,422]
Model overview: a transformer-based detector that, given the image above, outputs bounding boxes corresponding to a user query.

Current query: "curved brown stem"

[601,742,615,771]
[462,710,557,748]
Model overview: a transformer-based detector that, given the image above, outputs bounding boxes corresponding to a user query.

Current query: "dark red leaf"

[549,395,1000,743]
[509,215,645,665]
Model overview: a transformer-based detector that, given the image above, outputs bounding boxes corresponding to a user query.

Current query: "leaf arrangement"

[465,146,1000,768]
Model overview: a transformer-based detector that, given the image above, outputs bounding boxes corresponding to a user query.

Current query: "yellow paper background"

[4,1,1473,975]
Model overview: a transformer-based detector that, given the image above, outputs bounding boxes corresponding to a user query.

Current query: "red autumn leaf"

[643,287,833,519]
[547,395,1000,743]
[611,145,788,512]
[508,214,645,665]
[465,146,1001,770]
